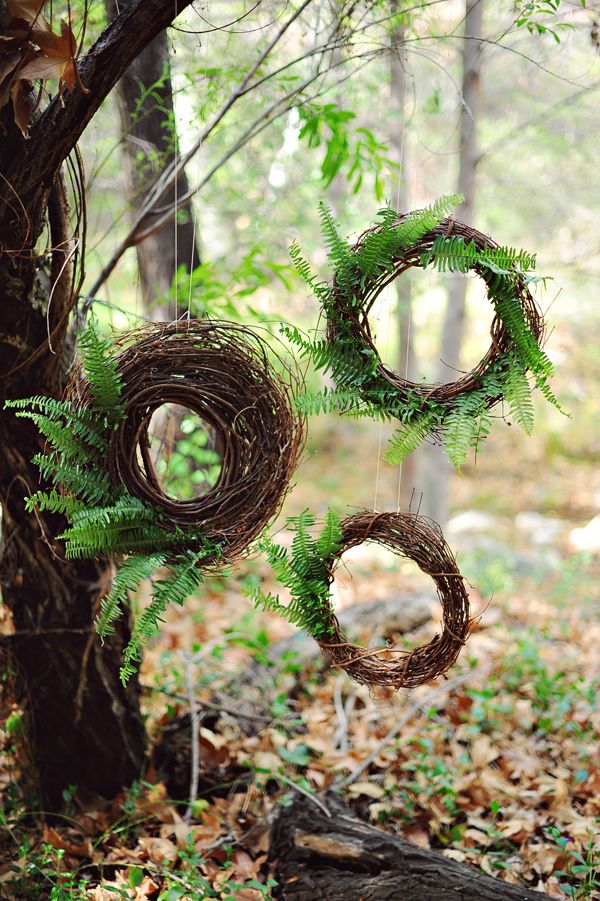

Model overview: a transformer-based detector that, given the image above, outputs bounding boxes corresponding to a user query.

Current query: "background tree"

[105,0,200,318]
[421,0,484,525]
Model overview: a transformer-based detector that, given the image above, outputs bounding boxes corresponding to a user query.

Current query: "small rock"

[446,510,502,537]
[514,512,564,546]
[569,514,600,552]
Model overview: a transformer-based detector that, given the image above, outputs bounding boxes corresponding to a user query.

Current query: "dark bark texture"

[0,0,194,811]
[270,793,550,901]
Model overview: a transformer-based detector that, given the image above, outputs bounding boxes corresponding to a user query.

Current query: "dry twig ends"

[318,511,471,689]
[70,320,306,563]
[327,217,544,408]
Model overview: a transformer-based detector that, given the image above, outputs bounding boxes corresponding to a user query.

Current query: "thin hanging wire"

[173,0,179,325]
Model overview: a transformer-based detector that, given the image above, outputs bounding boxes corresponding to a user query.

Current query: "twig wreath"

[7,319,305,682]
[285,196,562,468]
[69,320,306,553]
[248,509,471,690]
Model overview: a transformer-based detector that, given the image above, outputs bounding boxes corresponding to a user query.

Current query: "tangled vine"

[248,509,471,689]
[285,196,562,468]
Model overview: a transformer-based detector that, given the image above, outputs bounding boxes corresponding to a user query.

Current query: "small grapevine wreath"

[7,319,305,682]
[249,509,471,689]
[65,320,306,562]
[287,196,561,468]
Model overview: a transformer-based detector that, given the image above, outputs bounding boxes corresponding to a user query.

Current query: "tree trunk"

[389,13,418,512]
[270,793,549,901]
[106,0,200,318]
[421,0,483,525]
[0,0,195,812]
[0,176,146,812]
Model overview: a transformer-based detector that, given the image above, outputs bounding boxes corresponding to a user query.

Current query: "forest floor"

[0,417,599,900]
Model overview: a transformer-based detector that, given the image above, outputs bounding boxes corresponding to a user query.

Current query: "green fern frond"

[77,321,124,422]
[95,553,165,639]
[424,235,537,276]
[15,412,95,464]
[443,390,489,470]
[289,241,330,303]
[120,550,208,684]
[384,410,441,465]
[248,511,338,641]
[32,453,114,506]
[505,364,535,434]
[315,509,343,558]
[24,489,84,517]
[5,396,107,450]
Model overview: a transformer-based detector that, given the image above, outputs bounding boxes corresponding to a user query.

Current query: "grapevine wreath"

[250,509,471,690]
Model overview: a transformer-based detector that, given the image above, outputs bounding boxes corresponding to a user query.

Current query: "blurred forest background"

[1,0,600,898]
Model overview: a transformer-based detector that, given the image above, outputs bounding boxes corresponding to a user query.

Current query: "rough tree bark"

[270,793,550,900]
[421,0,483,525]
[105,0,200,318]
[0,0,194,811]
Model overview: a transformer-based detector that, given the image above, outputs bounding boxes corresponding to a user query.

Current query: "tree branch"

[10,0,196,203]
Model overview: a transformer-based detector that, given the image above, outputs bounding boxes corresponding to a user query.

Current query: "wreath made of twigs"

[318,511,471,689]
[71,320,305,563]
[327,216,544,409]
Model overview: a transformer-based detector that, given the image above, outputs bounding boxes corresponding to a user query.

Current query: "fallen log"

[270,793,550,901]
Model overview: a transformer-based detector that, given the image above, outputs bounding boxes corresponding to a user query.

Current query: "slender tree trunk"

[389,13,418,512]
[421,0,483,525]
[106,0,200,318]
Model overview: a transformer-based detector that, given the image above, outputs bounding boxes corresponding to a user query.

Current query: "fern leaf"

[315,509,343,558]
[77,321,124,422]
[120,550,207,683]
[25,489,83,517]
[384,411,440,465]
[506,364,535,434]
[95,553,165,639]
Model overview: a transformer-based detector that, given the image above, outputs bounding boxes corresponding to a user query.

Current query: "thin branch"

[88,45,378,294]
[10,0,198,202]
[477,79,600,162]
[183,651,201,824]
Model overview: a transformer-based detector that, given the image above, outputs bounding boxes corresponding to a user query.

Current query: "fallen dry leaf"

[6,0,45,25]
[42,825,90,858]
[470,735,499,768]
[348,780,385,799]
[138,836,178,867]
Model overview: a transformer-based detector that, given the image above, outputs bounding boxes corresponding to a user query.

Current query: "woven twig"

[318,511,471,689]
[70,320,305,564]
[327,216,544,409]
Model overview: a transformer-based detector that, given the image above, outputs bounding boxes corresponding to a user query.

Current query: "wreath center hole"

[144,403,222,501]
[332,545,435,626]
[369,269,493,384]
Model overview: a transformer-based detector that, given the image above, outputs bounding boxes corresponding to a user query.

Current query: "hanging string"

[395,54,412,513]
[173,0,179,325]
[187,0,211,322]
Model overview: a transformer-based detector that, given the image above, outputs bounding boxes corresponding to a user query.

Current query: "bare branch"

[6,0,197,205]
